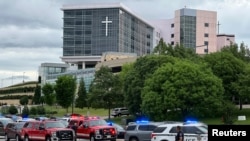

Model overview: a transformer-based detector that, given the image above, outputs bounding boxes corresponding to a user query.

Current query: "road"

[0,136,124,141]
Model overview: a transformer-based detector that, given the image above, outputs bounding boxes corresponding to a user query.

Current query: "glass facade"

[45,68,95,92]
[39,63,69,85]
[62,7,154,57]
[180,15,196,49]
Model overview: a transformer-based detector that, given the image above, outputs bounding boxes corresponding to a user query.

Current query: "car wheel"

[24,135,29,141]
[16,135,20,141]
[90,135,95,141]
[46,136,51,141]
[129,137,138,141]
[5,134,9,141]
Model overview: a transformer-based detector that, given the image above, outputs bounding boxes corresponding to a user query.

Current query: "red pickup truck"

[68,116,117,141]
[21,120,76,141]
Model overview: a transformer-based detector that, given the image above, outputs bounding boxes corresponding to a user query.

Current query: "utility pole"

[217,21,221,34]
[23,72,25,83]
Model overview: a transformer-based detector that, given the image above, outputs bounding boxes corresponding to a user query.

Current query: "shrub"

[8,105,18,114]
[36,106,46,115]
[30,107,37,115]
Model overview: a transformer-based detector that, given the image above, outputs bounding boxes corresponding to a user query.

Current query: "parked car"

[151,122,208,141]
[111,107,129,117]
[5,122,26,141]
[0,118,13,136]
[20,120,76,141]
[112,123,125,139]
[124,121,167,141]
[67,116,117,141]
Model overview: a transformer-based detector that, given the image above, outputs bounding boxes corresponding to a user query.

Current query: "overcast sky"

[0,0,249,88]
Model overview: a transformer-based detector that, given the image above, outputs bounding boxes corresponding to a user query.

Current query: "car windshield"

[59,120,69,127]
[16,122,26,129]
[0,119,13,126]
[89,119,107,127]
[45,121,66,128]
[196,126,208,133]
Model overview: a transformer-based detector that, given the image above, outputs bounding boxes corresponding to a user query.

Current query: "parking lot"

[0,136,124,141]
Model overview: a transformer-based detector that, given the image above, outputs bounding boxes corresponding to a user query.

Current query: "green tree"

[153,38,197,59]
[153,38,169,55]
[88,66,122,119]
[55,75,76,112]
[204,52,245,103]
[20,96,29,105]
[8,105,18,114]
[124,55,177,115]
[233,64,250,109]
[42,83,55,106]
[40,96,45,106]
[141,59,224,121]
[221,42,250,62]
[221,100,237,125]
[30,107,37,115]
[75,77,87,109]
[117,63,134,107]
[36,106,46,115]
[32,85,41,104]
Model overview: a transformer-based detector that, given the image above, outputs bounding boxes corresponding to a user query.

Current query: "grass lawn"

[44,105,109,117]
[43,105,250,125]
[200,108,250,125]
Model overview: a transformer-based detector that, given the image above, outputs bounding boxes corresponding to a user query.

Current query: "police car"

[151,121,207,141]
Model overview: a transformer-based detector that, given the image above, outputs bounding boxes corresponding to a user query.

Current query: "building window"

[204,33,209,37]
[85,10,92,15]
[75,21,82,25]
[85,21,92,25]
[171,34,174,38]
[75,10,82,16]
[147,42,150,46]
[171,41,174,45]
[85,30,91,35]
[171,23,174,28]
[147,34,150,39]
[75,31,82,35]
[204,23,209,27]
[85,40,91,44]
[75,40,82,45]
[204,41,209,46]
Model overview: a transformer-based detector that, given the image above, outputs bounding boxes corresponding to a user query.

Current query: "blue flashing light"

[22,118,30,121]
[184,117,199,124]
[136,120,149,124]
[185,120,198,123]
[107,121,113,126]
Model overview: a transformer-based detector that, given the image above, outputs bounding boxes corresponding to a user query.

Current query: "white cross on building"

[101,16,112,36]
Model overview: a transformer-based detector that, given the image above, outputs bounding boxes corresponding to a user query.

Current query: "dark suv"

[124,121,165,141]
[0,118,13,136]
[5,122,26,141]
